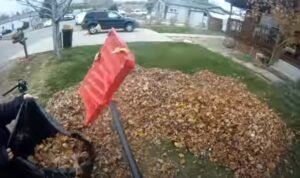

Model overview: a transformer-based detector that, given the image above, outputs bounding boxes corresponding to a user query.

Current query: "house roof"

[208,7,230,14]
[0,12,39,25]
[209,12,244,21]
[225,0,248,9]
[163,0,218,10]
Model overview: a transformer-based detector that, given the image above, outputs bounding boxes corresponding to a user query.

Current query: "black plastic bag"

[9,99,68,158]
[5,99,94,178]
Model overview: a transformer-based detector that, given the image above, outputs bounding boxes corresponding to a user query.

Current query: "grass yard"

[145,25,224,35]
[4,42,300,177]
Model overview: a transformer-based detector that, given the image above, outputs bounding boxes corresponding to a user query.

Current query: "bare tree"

[17,0,73,59]
[248,0,300,62]
[145,0,155,14]
[84,0,113,9]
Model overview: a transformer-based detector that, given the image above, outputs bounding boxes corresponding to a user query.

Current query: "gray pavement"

[270,60,300,82]
[163,33,225,39]
[7,28,173,61]
[0,20,79,65]
[1,27,297,84]
[0,40,23,65]
[24,20,81,45]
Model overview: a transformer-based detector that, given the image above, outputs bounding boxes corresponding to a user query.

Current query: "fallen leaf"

[46,66,293,178]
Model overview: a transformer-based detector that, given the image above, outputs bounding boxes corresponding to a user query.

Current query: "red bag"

[79,29,135,125]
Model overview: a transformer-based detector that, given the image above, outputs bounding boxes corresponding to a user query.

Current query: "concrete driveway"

[3,28,172,63]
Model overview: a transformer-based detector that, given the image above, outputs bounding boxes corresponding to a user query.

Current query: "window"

[169,8,177,13]
[108,12,119,19]
[86,12,107,19]
[85,12,95,18]
[96,12,107,18]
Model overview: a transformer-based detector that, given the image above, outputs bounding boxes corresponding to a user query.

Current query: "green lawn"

[145,25,224,35]
[6,42,300,177]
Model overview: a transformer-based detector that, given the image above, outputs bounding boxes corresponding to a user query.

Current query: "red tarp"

[79,29,135,125]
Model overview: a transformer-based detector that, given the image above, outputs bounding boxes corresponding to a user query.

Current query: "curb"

[162,33,225,39]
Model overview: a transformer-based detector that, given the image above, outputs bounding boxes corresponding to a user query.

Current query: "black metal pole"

[23,41,28,58]
[7,102,25,147]
[109,101,142,178]
[2,85,18,96]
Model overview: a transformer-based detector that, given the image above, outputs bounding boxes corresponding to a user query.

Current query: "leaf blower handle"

[7,101,25,147]
[110,101,142,178]
[2,85,18,97]
[2,80,28,97]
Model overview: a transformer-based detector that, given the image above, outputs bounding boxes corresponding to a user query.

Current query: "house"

[226,0,300,77]
[225,0,280,47]
[209,12,244,31]
[152,0,241,31]
[0,12,40,31]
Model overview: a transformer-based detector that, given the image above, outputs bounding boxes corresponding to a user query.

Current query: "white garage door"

[189,12,204,27]
[165,6,189,24]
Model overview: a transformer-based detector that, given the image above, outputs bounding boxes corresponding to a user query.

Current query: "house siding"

[189,11,207,27]
[153,0,228,31]
[165,5,189,24]
[208,17,222,31]
[153,0,166,19]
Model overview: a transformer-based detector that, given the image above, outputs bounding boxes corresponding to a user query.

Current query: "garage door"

[189,12,204,27]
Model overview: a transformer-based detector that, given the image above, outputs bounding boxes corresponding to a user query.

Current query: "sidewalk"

[9,28,173,60]
[163,33,225,39]
[270,60,300,82]
[208,47,284,83]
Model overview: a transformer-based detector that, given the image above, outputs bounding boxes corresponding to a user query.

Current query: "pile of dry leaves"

[47,88,130,178]
[47,67,293,178]
[30,134,83,169]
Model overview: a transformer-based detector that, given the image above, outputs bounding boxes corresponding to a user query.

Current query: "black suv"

[82,11,137,34]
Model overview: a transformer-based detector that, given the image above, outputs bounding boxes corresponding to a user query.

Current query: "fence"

[228,18,279,54]
[228,18,300,67]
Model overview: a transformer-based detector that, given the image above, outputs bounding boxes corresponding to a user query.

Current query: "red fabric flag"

[79,29,135,125]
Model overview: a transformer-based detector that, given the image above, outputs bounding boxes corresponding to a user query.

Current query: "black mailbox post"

[12,29,28,58]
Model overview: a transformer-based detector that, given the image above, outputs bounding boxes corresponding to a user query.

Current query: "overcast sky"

[0,0,231,15]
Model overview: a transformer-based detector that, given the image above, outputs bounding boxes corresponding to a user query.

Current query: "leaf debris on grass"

[47,67,293,178]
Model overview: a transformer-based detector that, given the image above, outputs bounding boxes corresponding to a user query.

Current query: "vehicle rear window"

[96,12,107,18]
[86,12,107,19]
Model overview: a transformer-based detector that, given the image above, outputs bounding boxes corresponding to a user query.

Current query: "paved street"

[0,40,23,66]
[0,19,172,67]
[0,20,79,65]
[2,27,172,64]
[24,20,81,45]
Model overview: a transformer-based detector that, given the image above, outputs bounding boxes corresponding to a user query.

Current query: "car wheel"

[88,24,98,34]
[124,23,134,32]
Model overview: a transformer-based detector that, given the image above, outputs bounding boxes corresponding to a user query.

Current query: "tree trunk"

[270,45,282,64]
[296,45,300,60]
[51,0,61,59]
[226,4,233,34]
[52,21,61,59]
[23,41,28,58]
[270,34,286,64]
